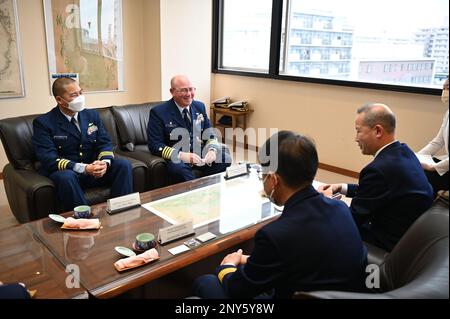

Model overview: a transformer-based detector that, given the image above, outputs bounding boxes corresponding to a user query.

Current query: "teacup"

[135,233,157,251]
[73,205,92,219]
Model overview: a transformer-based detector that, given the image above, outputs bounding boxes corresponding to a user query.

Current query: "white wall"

[212,74,446,172]
[160,0,212,104]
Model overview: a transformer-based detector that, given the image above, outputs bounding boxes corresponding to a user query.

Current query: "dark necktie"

[183,108,191,131]
[71,117,80,132]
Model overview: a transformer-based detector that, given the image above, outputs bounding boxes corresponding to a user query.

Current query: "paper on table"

[415,153,435,166]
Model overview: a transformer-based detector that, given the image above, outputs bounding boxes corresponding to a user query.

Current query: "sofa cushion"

[0,114,39,170]
[96,107,119,148]
[112,102,161,151]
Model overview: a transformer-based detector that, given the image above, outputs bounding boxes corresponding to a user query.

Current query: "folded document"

[415,153,435,166]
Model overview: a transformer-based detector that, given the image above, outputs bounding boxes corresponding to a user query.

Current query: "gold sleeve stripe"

[62,159,69,170]
[217,267,237,283]
[162,147,175,160]
[98,151,114,159]
[57,159,70,170]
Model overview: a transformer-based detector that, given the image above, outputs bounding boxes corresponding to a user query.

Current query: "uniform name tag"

[53,135,68,140]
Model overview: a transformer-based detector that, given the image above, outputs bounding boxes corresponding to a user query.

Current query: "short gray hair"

[357,103,396,134]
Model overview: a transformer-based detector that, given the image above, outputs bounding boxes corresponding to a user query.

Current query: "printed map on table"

[142,176,267,229]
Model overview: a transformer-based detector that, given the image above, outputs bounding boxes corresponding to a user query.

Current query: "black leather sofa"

[294,198,449,299]
[0,103,168,223]
[111,102,232,183]
[111,102,170,189]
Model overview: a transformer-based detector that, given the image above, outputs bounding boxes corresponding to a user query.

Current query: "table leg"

[232,115,237,152]
[243,115,248,149]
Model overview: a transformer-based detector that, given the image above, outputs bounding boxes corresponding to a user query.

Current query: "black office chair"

[294,200,449,299]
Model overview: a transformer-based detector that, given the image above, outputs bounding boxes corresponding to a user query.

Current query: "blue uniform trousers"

[192,274,274,299]
[167,161,231,183]
[167,147,232,183]
[0,284,30,299]
[49,158,132,211]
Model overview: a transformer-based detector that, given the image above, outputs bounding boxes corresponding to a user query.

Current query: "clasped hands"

[220,249,250,267]
[85,160,108,178]
[178,149,216,166]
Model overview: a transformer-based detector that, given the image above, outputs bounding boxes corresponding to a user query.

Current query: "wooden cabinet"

[210,106,254,151]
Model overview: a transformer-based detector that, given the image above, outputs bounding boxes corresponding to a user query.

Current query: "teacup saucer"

[49,214,66,223]
[115,246,136,257]
[132,242,148,253]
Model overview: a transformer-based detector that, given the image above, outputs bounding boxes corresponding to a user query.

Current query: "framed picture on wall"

[43,0,124,93]
[0,0,25,99]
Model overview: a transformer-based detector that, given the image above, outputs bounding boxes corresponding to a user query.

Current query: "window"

[219,0,272,72]
[80,0,99,53]
[213,0,449,94]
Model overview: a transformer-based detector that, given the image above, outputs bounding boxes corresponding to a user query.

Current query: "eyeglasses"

[173,87,196,94]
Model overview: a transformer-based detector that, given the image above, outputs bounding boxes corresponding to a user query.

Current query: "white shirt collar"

[374,140,397,158]
[174,101,190,115]
[59,108,79,122]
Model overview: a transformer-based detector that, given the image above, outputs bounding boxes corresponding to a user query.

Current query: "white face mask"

[441,89,449,104]
[65,95,85,112]
[268,187,277,205]
[262,173,277,205]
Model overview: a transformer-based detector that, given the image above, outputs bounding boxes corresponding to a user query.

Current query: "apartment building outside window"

[214,0,449,93]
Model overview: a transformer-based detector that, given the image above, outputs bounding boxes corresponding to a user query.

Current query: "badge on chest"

[87,123,98,135]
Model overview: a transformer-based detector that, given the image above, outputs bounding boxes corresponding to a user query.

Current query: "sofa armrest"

[365,242,389,266]
[293,290,391,299]
[116,148,169,190]
[114,154,148,193]
[3,163,57,223]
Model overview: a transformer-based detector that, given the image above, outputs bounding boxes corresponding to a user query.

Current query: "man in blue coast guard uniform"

[147,75,231,183]
[32,77,133,212]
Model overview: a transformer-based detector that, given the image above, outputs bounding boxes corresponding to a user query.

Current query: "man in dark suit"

[193,131,367,299]
[147,75,231,183]
[319,103,433,251]
[32,77,133,212]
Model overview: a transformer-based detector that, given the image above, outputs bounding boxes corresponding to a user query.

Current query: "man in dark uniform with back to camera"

[32,77,133,212]
[193,131,368,299]
[147,75,231,183]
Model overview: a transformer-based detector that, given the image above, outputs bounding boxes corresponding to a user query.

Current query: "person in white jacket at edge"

[418,78,449,196]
